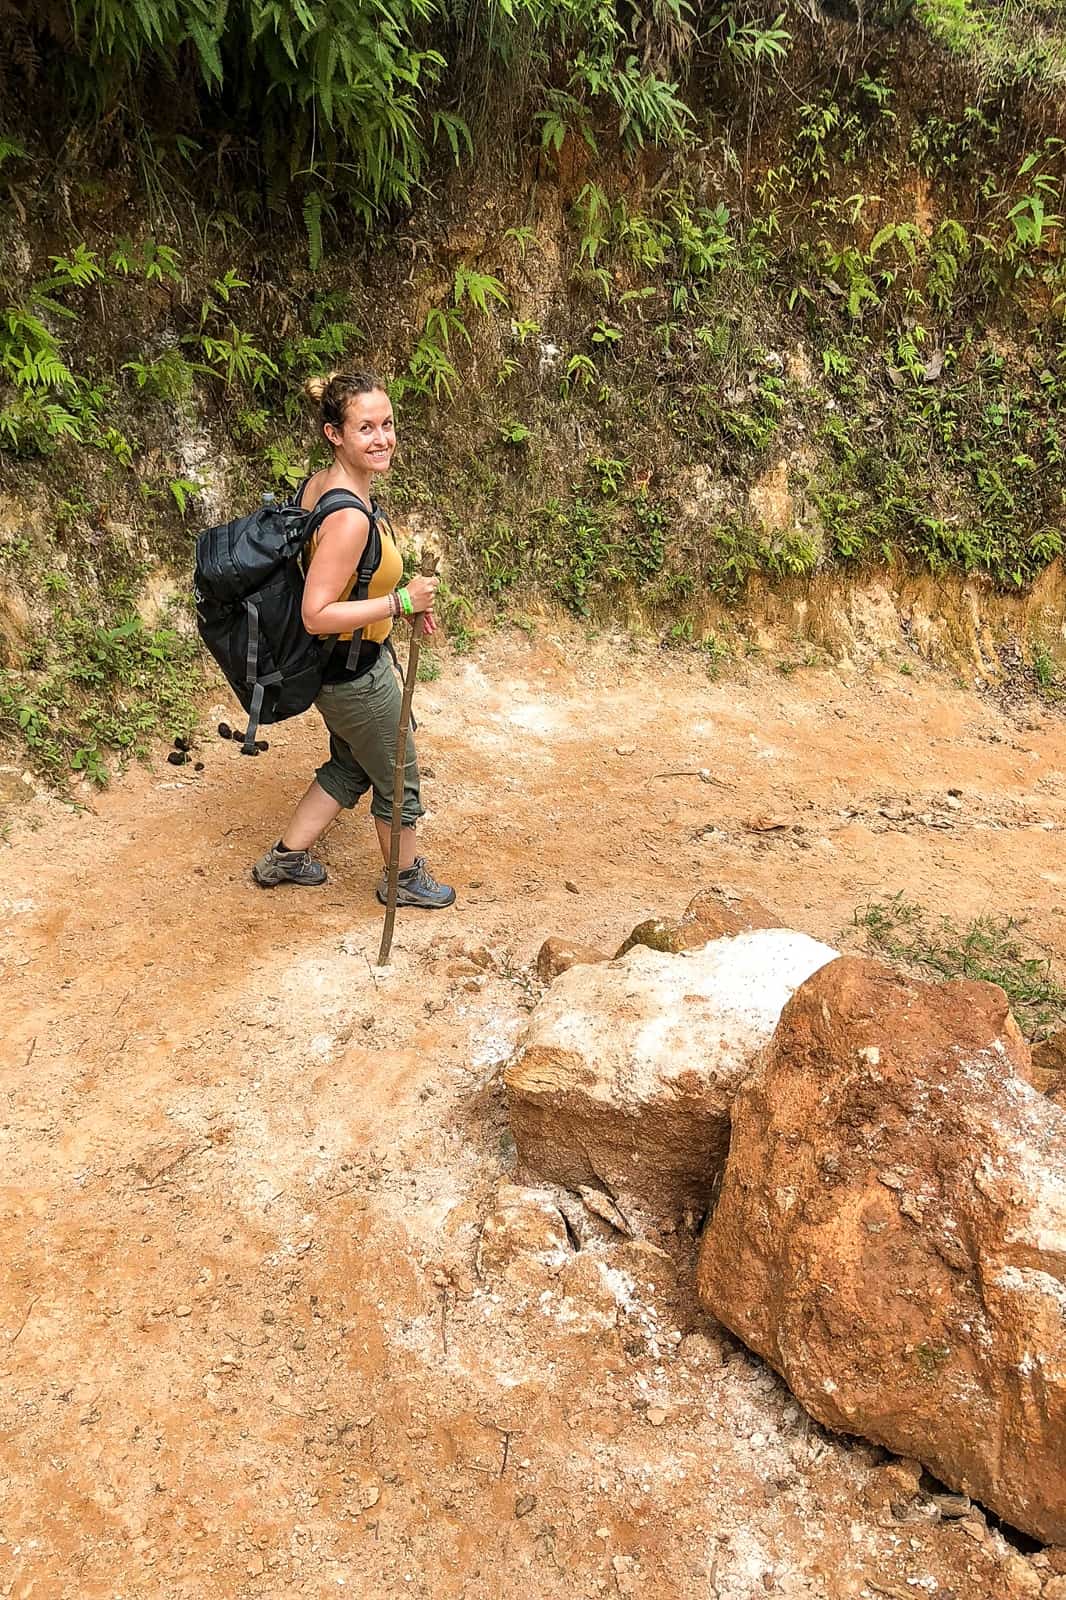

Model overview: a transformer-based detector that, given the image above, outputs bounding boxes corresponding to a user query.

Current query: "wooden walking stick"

[377,548,438,966]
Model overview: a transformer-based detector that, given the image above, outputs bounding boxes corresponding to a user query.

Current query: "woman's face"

[328,389,396,476]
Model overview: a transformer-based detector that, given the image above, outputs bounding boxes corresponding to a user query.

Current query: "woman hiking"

[252,371,455,910]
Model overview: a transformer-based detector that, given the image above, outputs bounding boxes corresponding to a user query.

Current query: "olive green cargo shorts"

[313,648,425,827]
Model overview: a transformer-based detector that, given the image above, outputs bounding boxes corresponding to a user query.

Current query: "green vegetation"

[3,1,1066,783]
[1032,641,1063,694]
[919,0,1066,89]
[854,894,1066,1040]
[416,647,441,683]
[0,609,203,787]
[7,0,697,247]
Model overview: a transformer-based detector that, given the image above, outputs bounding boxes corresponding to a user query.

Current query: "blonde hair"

[304,370,387,439]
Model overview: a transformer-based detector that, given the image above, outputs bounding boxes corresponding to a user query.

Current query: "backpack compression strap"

[239,603,283,754]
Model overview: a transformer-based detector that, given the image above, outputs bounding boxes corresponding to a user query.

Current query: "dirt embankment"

[2,629,1065,1598]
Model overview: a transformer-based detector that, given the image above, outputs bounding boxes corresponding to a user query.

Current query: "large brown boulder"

[504,929,838,1232]
[697,956,1066,1545]
[615,885,781,959]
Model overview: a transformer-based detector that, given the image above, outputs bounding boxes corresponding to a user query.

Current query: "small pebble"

[930,1491,971,1519]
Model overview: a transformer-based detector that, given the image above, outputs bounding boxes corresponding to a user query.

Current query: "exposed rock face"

[505,930,838,1231]
[535,937,609,983]
[615,886,782,959]
[697,956,1066,1545]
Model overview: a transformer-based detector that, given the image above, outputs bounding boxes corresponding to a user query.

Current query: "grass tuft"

[853,893,1066,1041]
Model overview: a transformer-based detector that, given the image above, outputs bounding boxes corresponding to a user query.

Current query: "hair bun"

[305,370,385,434]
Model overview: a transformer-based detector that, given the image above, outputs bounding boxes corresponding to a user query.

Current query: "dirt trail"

[2,627,1064,1599]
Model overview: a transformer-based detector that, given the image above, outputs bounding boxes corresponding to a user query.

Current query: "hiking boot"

[376,856,456,910]
[252,843,327,888]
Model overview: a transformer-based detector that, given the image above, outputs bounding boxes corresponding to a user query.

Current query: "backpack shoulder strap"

[303,488,374,544]
[341,501,383,668]
[297,488,375,582]
[374,502,397,539]
[303,491,384,672]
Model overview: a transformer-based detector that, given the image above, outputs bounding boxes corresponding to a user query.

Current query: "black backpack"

[194,484,384,754]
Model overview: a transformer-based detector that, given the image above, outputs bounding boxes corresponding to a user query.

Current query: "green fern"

[303,189,324,270]
[45,245,107,290]
[432,110,472,165]
[198,326,279,391]
[169,478,201,514]
[0,136,28,167]
[185,16,224,86]
[453,265,508,315]
[503,226,535,260]
[12,348,77,390]
[15,0,701,230]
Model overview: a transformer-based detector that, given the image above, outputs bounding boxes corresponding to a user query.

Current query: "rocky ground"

[1,625,1065,1599]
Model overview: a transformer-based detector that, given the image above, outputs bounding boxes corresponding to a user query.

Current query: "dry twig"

[7,1293,40,1344]
[646,769,733,789]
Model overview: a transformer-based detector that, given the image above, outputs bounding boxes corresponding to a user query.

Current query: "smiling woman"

[251,371,455,910]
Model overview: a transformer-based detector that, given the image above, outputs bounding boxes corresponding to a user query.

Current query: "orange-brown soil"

[2,628,1064,1598]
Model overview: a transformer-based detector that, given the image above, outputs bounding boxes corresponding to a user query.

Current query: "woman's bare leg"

[279,781,418,871]
[373,817,419,872]
[279,780,342,850]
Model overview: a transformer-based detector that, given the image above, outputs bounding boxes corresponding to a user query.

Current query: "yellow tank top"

[305,504,403,645]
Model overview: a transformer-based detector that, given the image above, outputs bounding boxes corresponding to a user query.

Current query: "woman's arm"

[301,507,390,636]
[302,507,441,636]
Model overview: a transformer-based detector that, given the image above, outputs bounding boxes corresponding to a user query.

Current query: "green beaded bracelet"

[398,586,414,617]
